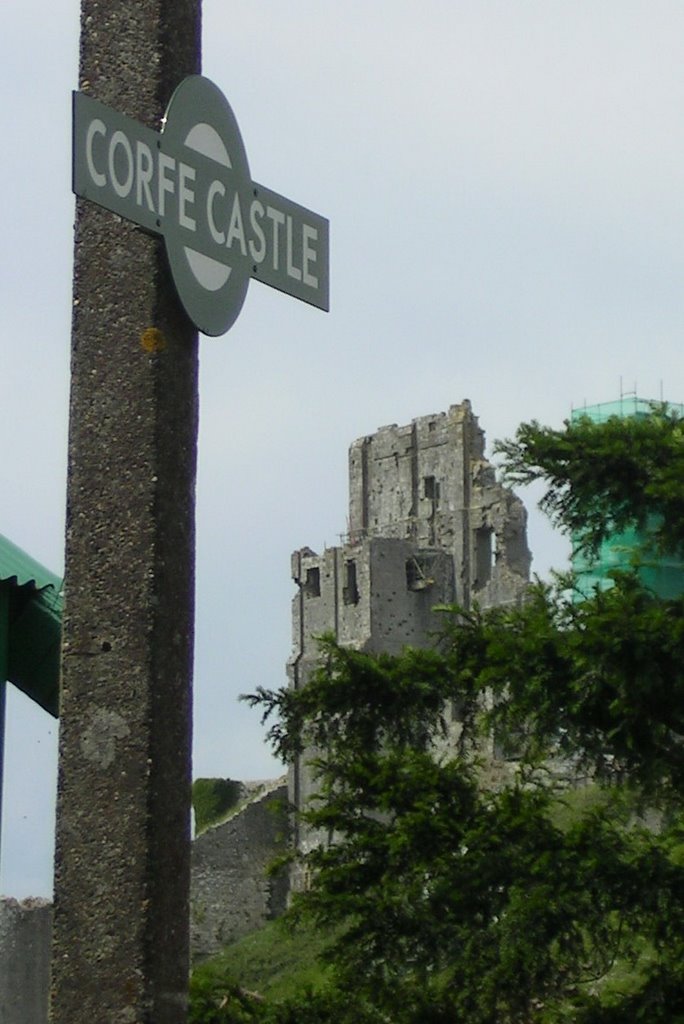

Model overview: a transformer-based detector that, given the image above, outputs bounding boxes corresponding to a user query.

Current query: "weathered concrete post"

[51,2,201,1022]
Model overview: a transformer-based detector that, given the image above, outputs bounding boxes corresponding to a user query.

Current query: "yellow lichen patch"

[141,327,167,353]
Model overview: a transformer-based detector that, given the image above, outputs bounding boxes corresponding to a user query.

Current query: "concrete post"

[51,3,201,1022]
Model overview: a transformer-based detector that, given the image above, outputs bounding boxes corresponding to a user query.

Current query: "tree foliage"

[240,410,684,1023]
[495,405,684,556]
[448,575,684,800]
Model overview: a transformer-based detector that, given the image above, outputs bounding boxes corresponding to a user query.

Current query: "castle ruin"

[288,401,531,854]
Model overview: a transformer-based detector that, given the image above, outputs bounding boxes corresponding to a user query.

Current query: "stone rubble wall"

[0,897,52,1024]
[190,779,289,962]
[0,781,289,1020]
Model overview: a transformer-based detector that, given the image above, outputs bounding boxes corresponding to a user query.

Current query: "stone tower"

[288,401,531,854]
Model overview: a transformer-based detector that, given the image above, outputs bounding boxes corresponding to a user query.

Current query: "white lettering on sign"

[302,224,319,288]
[286,216,301,281]
[226,193,247,255]
[74,81,329,336]
[158,152,176,217]
[249,201,266,264]
[207,180,226,245]
[136,142,155,211]
[108,131,135,199]
[79,111,326,295]
[178,163,196,232]
[85,119,107,187]
[265,206,285,270]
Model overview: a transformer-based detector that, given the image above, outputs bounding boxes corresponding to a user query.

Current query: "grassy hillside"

[190,917,335,1022]
[189,784,667,1023]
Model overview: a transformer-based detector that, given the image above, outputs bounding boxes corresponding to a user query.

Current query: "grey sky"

[2,1,683,896]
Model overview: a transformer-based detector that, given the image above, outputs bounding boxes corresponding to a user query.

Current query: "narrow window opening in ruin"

[303,566,321,597]
[343,560,359,605]
[493,722,524,761]
[475,527,495,589]
[424,476,440,506]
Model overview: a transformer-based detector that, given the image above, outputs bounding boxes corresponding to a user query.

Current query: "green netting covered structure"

[0,534,63,717]
[571,398,684,599]
[0,534,62,871]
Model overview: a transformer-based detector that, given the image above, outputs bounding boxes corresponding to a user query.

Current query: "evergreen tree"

[243,409,684,1023]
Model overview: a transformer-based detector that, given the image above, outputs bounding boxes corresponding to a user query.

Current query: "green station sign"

[73,76,329,336]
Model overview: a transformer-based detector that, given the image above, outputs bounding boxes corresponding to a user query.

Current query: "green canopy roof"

[0,534,62,717]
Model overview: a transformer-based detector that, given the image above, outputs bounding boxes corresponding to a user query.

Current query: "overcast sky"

[2,1,684,897]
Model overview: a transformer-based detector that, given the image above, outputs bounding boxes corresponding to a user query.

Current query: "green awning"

[0,534,62,718]
[0,534,62,592]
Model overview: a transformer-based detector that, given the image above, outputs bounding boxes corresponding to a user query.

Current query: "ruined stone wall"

[366,538,455,655]
[348,401,530,608]
[0,897,52,1024]
[0,783,289,1014]
[190,780,288,961]
[289,401,531,686]
[288,402,531,859]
